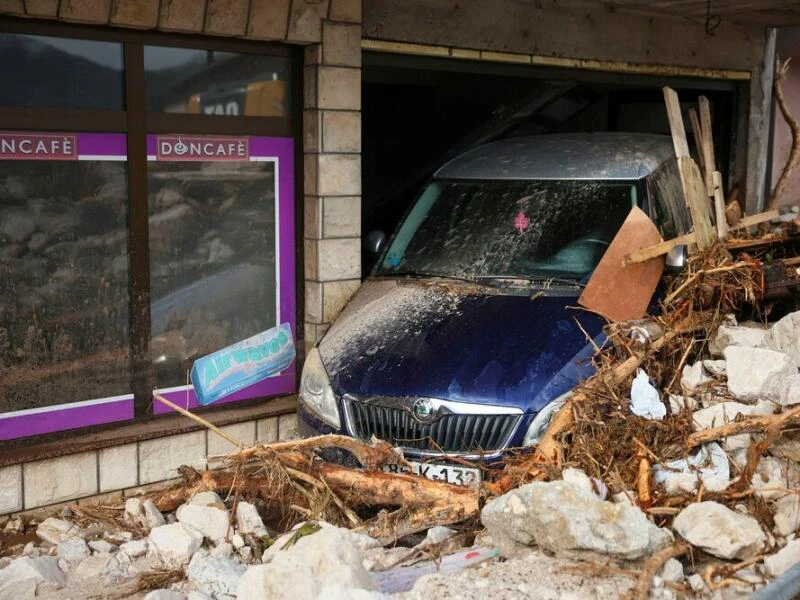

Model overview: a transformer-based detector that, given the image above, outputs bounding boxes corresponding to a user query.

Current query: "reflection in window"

[0,158,131,413]
[148,153,277,387]
[144,46,291,117]
[0,33,124,110]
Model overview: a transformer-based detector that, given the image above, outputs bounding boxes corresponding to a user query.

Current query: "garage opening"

[362,51,743,273]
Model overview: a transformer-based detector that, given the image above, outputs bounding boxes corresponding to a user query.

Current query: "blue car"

[298,133,690,483]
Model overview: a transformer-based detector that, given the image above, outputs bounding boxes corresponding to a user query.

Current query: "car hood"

[318,278,605,413]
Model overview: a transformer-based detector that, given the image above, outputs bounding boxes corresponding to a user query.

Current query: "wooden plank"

[663,86,690,159]
[732,209,780,230]
[680,156,715,250]
[712,171,728,240]
[689,107,706,179]
[579,206,665,322]
[623,233,696,266]
[699,96,717,197]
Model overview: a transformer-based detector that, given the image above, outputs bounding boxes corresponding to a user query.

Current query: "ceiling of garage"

[597,1,800,26]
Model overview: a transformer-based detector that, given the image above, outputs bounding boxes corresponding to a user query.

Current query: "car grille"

[344,396,522,454]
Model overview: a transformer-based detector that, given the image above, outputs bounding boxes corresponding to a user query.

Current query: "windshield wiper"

[374,270,492,287]
[475,275,586,288]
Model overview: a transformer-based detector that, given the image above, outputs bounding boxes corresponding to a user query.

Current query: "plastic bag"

[630,368,666,420]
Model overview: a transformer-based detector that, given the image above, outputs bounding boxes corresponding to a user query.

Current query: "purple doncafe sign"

[0,132,295,441]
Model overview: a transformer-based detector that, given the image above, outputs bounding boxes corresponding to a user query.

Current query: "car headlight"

[300,347,341,429]
[522,391,571,446]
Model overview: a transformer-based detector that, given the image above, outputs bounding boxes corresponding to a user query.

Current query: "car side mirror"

[365,230,386,257]
[665,244,687,272]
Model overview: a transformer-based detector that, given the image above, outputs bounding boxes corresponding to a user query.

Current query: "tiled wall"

[0,413,300,515]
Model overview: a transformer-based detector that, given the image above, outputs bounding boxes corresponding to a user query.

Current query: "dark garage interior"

[361,51,743,273]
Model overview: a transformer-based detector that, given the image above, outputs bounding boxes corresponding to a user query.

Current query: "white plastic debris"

[630,369,666,420]
[653,442,730,493]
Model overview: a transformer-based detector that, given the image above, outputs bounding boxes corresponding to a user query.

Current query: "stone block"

[256,417,278,443]
[317,67,360,110]
[673,501,765,560]
[329,0,360,23]
[323,279,360,321]
[160,0,205,31]
[0,0,23,14]
[317,153,360,196]
[278,413,300,440]
[304,239,318,280]
[305,279,323,323]
[317,237,360,280]
[304,152,318,195]
[99,443,138,493]
[247,0,290,39]
[322,111,360,153]
[139,431,207,485]
[286,0,329,42]
[303,66,317,109]
[303,109,321,153]
[59,0,110,22]
[205,0,249,35]
[24,0,58,16]
[323,195,360,237]
[322,21,361,67]
[0,465,22,514]
[304,44,321,65]
[206,421,256,457]
[111,0,159,27]
[304,323,321,349]
[24,452,97,509]
[304,194,322,239]
[724,346,797,402]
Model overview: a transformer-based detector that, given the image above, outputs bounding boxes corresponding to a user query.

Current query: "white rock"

[668,394,698,414]
[88,539,117,553]
[561,468,595,496]
[148,523,204,567]
[187,593,213,600]
[262,522,380,563]
[119,539,148,558]
[764,539,800,577]
[681,362,712,394]
[235,502,267,538]
[654,443,730,494]
[144,590,187,600]
[35,518,80,545]
[421,526,456,546]
[71,553,121,582]
[480,479,671,559]
[703,360,727,377]
[672,501,766,559]
[124,497,143,523]
[753,457,792,500]
[57,537,90,564]
[611,490,636,506]
[710,324,767,357]
[22,542,38,557]
[57,558,70,573]
[212,542,234,559]
[774,494,800,537]
[239,546,253,561]
[176,493,230,545]
[761,311,800,364]
[724,346,797,403]
[687,573,708,593]
[0,557,66,597]
[658,558,684,583]
[142,499,167,529]
[240,527,378,600]
[187,551,246,600]
[231,534,245,549]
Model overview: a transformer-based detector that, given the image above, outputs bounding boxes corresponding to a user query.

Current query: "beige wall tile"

[24,452,97,509]
[318,153,360,196]
[323,196,360,237]
[139,431,206,485]
[24,0,58,16]
[111,0,159,27]
[305,279,323,323]
[247,0,290,39]
[304,152,318,195]
[304,194,323,239]
[323,279,361,321]
[160,0,205,30]
[304,238,319,280]
[59,0,110,22]
[256,417,279,443]
[205,0,249,35]
[0,465,22,514]
[322,111,360,153]
[317,237,360,280]
[287,0,328,42]
[329,0,360,23]
[304,110,321,153]
[278,413,300,440]
[207,421,256,457]
[317,67,360,110]
[322,21,361,67]
[99,443,138,493]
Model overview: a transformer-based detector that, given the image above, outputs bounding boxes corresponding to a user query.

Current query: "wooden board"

[579,206,665,322]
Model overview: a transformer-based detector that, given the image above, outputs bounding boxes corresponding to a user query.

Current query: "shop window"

[144,47,291,117]
[0,27,297,442]
[0,132,133,435]
[0,33,124,110]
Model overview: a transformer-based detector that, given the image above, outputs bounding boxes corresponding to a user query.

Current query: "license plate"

[382,460,481,486]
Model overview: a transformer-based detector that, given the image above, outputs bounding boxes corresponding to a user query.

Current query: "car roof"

[434,132,675,181]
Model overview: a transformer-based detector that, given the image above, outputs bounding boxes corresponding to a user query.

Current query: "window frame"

[0,18,302,441]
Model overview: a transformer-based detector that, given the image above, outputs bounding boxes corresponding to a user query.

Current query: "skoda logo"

[412,398,435,422]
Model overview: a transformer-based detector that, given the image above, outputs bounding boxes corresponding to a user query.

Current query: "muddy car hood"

[318,278,605,414]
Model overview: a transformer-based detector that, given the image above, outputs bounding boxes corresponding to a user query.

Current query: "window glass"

[147,135,278,387]
[0,34,124,110]
[144,47,291,117]
[0,132,131,414]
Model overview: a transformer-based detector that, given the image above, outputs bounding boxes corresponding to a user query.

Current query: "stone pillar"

[303,3,362,350]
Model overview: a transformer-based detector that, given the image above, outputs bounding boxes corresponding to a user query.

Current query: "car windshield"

[376,179,638,283]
